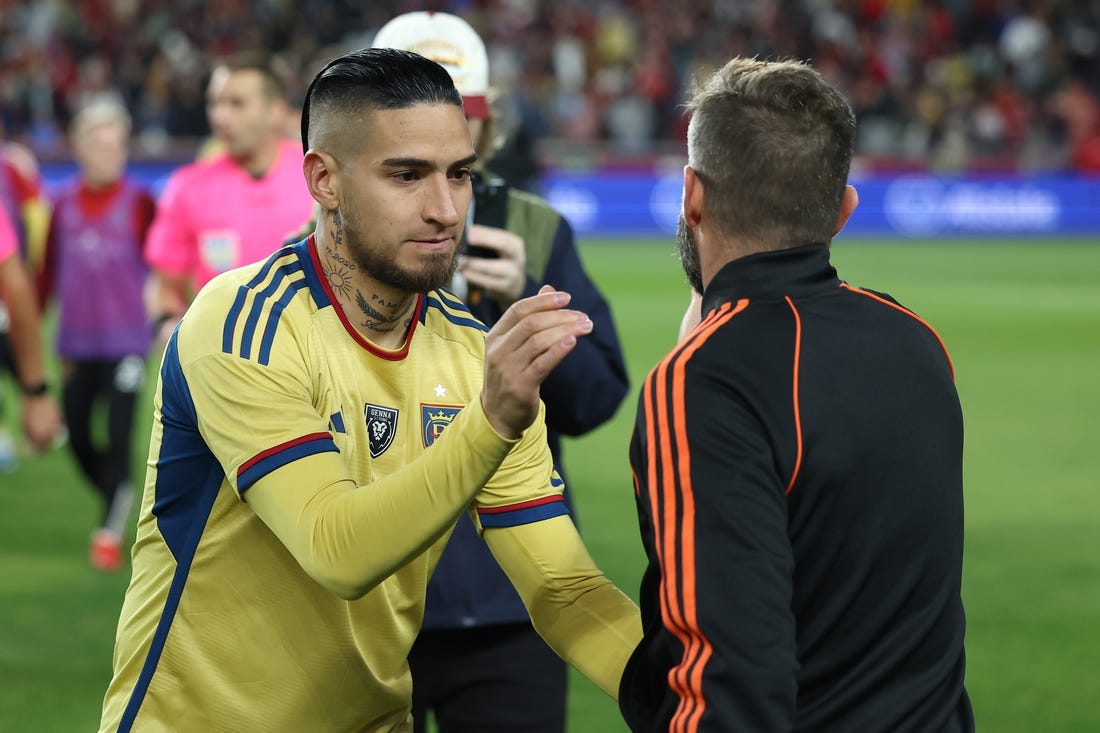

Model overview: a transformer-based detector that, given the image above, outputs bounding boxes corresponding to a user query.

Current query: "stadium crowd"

[1,0,1099,173]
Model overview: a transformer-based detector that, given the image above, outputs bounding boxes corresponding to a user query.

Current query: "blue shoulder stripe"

[221,249,307,364]
[292,238,332,310]
[222,248,295,354]
[434,288,470,311]
[424,292,489,332]
[240,261,303,360]
[257,279,309,366]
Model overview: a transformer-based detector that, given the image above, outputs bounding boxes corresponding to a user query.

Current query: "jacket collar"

[702,244,840,313]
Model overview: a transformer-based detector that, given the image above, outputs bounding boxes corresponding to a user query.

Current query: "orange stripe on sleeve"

[644,306,724,730]
[629,423,641,497]
[841,283,956,381]
[651,299,748,733]
[783,297,804,496]
[645,350,693,713]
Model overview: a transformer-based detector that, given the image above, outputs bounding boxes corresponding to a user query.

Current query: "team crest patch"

[422,404,462,447]
[365,404,399,458]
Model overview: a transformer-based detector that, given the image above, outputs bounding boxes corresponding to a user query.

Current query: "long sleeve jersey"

[99,237,640,733]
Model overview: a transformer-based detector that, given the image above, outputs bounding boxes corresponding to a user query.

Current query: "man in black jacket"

[620,57,974,732]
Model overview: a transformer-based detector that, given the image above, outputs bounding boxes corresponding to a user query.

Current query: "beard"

[676,214,704,295]
[342,208,460,294]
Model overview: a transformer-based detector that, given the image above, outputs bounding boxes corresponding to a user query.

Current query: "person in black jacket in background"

[620,56,974,732]
[373,12,630,733]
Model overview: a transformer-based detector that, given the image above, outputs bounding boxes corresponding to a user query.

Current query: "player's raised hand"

[481,285,592,439]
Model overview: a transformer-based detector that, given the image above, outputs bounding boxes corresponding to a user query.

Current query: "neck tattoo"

[355,290,413,333]
[329,210,344,248]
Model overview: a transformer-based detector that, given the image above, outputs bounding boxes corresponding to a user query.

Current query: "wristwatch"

[22,380,50,397]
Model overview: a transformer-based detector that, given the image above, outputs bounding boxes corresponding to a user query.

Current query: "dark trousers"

[62,357,142,527]
[0,330,13,417]
[409,622,567,733]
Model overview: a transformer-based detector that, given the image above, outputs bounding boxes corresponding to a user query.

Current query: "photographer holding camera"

[374,12,630,733]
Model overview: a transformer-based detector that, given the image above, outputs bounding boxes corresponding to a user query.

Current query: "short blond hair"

[70,98,132,141]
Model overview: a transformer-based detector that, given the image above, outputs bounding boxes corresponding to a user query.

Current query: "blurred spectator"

[0,0,1097,173]
[1052,77,1100,172]
[37,99,156,572]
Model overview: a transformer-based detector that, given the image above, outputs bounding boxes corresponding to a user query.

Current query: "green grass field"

[1,237,1098,732]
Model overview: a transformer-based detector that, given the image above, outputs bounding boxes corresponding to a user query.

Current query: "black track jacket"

[620,244,974,732]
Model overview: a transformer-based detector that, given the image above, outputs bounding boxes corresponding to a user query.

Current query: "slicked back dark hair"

[686,57,856,249]
[301,47,463,150]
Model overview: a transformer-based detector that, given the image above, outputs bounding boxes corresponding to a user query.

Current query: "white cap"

[372,11,490,120]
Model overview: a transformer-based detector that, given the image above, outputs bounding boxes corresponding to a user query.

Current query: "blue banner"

[541,173,1100,238]
[41,162,1100,238]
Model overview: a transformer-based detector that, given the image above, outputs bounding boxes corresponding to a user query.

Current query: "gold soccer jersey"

[99,237,571,732]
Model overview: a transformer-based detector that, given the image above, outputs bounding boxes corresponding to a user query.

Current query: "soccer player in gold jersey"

[98,48,641,733]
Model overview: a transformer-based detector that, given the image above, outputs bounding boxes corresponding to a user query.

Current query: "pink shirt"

[145,138,313,291]
[0,204,17,262]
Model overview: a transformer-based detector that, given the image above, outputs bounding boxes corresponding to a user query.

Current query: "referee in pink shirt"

[146,50,315,346]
